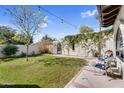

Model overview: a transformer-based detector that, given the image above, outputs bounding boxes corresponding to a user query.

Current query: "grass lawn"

[0,54,86,88]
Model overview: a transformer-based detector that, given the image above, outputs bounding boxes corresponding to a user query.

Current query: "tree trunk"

[67,47,69,55]
[98,41,101,55]
[26,44,29,61]
[99,9,102,55]
[98,27,102,55]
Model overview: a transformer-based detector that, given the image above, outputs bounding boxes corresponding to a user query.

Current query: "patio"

[54,55,124,88]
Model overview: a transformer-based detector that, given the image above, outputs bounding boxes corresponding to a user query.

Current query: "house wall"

[113,6,124,78]
[0,44,40,58]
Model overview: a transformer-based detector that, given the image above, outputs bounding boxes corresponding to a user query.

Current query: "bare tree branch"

[5,5,47,61]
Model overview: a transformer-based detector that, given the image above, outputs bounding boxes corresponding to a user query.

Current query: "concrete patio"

[53,55,124,88]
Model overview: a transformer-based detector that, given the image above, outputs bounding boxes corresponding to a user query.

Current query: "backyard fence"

[0,36,115,58]
[61,36,114,57]
[0,44,40,58]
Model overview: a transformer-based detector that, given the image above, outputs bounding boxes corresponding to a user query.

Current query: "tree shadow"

[1,58,16,62]
[0,84,41,88]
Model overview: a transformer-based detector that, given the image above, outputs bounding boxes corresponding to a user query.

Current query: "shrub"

[1,44,18,56]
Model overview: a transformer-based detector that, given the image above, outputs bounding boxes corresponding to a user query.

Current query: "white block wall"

[49,44,58,54]
[0,45,5,58]
[0,44,40,58]
[60,36,114,57]
[61,44,95,57]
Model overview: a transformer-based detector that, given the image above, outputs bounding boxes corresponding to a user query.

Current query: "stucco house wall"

[113,6,124,78]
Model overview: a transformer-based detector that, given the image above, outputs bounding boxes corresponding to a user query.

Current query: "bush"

[40,48,51,54]
[1,44,18,56]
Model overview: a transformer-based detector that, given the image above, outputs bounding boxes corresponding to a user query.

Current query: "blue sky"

[0,5,99,43]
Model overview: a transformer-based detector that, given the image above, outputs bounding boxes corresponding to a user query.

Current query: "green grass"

[0,54,86,88]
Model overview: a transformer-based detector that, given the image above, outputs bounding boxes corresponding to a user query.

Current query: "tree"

[95,15,113,55]
[62,27,112,57]
[77,32,96,56]
[0,25,32,45]
[41,35,55,41]
[38,35,55,53]
[96,14,102,55]
[0,26,16,44]
[12,33,33,45]
[6,6,47,61]
[80,25,93,34]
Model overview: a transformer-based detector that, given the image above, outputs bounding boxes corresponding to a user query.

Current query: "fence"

[0,44,40,58]
[61,36,114,57]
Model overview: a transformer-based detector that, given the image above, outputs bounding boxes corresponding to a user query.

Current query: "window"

[116,28,124,62]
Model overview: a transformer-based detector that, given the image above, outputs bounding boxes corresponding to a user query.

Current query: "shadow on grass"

[1,58,16,62]
[0,84,41,88]
[0,54,44,62]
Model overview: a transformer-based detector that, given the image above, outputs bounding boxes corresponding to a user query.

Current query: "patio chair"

[96,55,111,69]
[96,50,114,70]
[106,59,122,79]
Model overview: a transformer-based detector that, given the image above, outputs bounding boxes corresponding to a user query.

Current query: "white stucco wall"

[58,35,114,57]
[0,45,5,58]
[61,43,96,57]
[49,44,58,54]
[15,44,40,56]
[0,44,40,58]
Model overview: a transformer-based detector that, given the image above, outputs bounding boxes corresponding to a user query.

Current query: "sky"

[0,5,99,43]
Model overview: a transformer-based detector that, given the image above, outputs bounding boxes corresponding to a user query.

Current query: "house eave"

[97,5,121,27]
